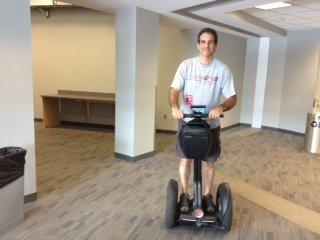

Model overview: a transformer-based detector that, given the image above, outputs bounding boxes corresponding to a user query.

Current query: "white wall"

[212,31,247,128]
[0,0,36,196]
[279,29,320,133]
[262,37,286,128]
[240,37,259,125]
[243,30,320,133]
[31,8,115,119]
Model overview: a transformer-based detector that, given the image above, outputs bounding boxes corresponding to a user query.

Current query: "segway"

[165,105,232,231]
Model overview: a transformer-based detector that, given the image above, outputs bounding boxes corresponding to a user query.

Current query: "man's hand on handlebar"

[171,107,184,119]
[208,106,224,119]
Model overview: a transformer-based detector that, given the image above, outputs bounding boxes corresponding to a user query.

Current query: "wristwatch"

[218,104,227,112]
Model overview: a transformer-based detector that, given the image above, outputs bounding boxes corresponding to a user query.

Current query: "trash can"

[0,147,26,232]
[304,113,320,154]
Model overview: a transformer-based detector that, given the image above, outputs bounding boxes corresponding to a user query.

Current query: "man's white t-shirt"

[171,56,236,128]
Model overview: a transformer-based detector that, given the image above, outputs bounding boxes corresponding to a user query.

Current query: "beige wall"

[31,8,246,131]
[31,8,115,119]
[156,26,193,131]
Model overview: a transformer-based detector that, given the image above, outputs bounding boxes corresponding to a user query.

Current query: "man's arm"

[209,95,237,119]
[169,88,183,119]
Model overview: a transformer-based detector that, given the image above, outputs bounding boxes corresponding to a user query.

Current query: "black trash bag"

[0,147,26,189]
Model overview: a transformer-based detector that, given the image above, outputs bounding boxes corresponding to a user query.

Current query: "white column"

[252,37,270,128]
[240,37,260,124]
[0,0,36,198]
[262,37,286,128]
[115,7,159,161]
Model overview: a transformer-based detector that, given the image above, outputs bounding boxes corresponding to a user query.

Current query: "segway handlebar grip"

[190,105,206,109]
[183,113,197,118]
[183,113,224,119]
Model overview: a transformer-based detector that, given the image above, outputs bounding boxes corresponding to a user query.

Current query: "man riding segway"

[166,27,237,230]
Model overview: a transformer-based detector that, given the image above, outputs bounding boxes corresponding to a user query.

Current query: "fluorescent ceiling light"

[254,2,292,10]
[30,0,71,6]
[30,0,53,6]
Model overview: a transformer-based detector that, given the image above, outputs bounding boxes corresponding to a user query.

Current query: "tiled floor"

[0,123,319,239]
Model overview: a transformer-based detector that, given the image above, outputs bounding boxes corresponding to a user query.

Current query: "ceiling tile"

[291,10,320,18]
[270,5,307,14]
[289,0,319,4]
[307,15,320,20]
[250,11,283,18]
[264,14,301,21]
[287,25,309,30]
[243,8,258,13]
[291,18,320,24]
[301,2,320,10]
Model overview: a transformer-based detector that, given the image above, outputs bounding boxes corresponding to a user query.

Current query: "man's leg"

[203,161,216,195]
[179,158,192,194]
[179,158,192,212]
[203,161,216,213]
[202,126,220,213]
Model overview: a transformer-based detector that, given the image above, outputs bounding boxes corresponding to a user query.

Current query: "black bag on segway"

[178,118,212,159]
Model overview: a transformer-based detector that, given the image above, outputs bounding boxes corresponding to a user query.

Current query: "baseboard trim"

[114,151,156,162]
[261,125,278,132]
[61,121,115,129]
[34,118,115,129]
[277,128,305,137]
[239,123,305,137]
[239,123,251,127]
[221,123,241,131]
[24,192,37,204]
[156,129,177,134]
[261,125,305,136]
[34,118,43,122]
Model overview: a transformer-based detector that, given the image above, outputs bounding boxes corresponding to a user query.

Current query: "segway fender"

[217,183,231,217]
[216,182,232,232]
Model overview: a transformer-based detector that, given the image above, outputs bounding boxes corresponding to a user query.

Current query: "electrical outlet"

[163,114,167,119]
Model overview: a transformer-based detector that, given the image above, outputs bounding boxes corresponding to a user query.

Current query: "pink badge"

[185,95,194,106]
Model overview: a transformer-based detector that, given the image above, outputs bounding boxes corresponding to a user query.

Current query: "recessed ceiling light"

[255,2,292,10]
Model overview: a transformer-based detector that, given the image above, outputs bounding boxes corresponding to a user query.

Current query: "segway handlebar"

[183,113,224,118]
[183,105,224,119]
[183,113,208,118]
[190,105,206,109]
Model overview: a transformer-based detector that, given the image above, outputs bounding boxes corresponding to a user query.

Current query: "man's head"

[197,28,218,59]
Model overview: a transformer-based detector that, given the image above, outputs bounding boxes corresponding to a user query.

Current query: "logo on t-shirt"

[185,95,194,106]
[189,75,219,84]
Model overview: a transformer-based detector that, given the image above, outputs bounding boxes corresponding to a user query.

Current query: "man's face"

[197,32,217,58]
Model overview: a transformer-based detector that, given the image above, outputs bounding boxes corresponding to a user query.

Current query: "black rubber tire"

[165,179,178,229]
[216,182,233,232]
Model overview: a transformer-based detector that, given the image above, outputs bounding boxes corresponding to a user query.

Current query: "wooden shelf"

[41,90,115,128]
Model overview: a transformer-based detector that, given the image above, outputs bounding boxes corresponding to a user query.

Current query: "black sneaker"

[203,194,216,213]
[179,193,191,213]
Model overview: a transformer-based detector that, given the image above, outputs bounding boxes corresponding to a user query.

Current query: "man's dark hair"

[197,28,218,45]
